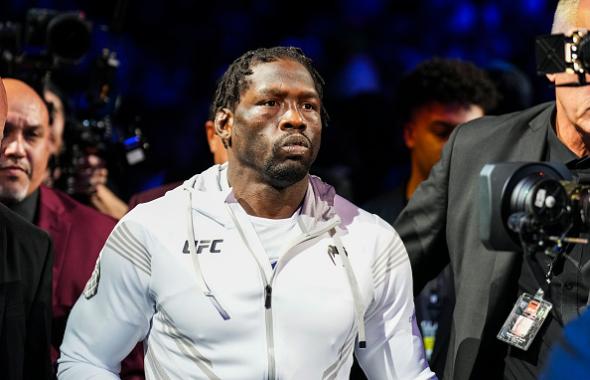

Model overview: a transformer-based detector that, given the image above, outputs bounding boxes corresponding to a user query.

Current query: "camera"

[536,29,590,75]
[479,162,590,252]
[1,9,148,200]
[0,8,91,77]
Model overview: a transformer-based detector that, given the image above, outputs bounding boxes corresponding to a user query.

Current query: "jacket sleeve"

[355,232,436,380]
[57,220,153,379]
[24,234,53,380]
[393,126,458,294]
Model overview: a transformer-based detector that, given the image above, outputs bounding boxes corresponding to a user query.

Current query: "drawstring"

[183,187,231,320]
[331,229,366,348]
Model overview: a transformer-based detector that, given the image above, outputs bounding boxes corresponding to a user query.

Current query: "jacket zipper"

[262,219,341,379]
[227,204,339,380]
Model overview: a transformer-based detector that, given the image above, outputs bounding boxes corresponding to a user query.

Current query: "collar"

[5,188,40,224]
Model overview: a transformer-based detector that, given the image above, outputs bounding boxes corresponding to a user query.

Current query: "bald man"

[0,79,53,379]
[0,79,144,379]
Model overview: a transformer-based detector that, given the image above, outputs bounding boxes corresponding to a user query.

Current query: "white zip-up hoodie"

[58,164,435,380]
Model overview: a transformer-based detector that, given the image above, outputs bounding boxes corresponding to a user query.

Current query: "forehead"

[414,102,483,125]
[6,88,49,127]
[244,59,318,97]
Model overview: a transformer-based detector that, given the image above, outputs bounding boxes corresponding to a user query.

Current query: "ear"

[214,108,233,148]
[403,123,415,149]
[205,120,225,154]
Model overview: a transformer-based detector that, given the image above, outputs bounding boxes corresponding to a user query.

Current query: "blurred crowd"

[3,1,589,380]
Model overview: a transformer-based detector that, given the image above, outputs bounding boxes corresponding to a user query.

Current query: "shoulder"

[1,203,51,245]
[40,186,117,232]
[128,181,183,210]
[333,193,402,246]
[0,203,52,267]
[452,102,554,144]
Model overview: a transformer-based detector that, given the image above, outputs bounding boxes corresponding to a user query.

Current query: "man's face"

[0,80,51,203]
[223,59,322,188]
[552,72,590,135]
[404,102,483,178]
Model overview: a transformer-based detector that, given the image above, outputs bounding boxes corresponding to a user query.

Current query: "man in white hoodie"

[58,46,434,380]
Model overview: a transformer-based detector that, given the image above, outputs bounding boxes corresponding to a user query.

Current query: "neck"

[227,165,308,219]
[406,161,425,200]
[555,103,590,157]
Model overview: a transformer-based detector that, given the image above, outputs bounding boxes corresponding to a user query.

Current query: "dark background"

[0,0,556,203]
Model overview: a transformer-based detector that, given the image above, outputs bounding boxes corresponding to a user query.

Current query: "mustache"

[0,159,32,175]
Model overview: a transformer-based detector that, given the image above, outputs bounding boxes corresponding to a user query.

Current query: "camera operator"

[42,79,130,220]
[0,78,144,378]
[394,1,590,379]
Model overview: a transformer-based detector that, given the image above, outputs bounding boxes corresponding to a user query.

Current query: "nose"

[2,134,26,159]
[279,103,306,132]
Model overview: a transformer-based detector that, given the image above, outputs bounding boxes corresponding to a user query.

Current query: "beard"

[261,134,317,189]
[262,158,309,189]
[0,159,32,203]
[0,180,30,204]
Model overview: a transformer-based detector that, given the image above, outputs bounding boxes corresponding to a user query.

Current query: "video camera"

[0,8,91,76]
[536,29,590,85]
[0,8,148,199]
[480,162,590,252]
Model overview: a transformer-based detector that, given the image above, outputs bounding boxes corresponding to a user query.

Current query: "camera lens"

[510,175,568,225]
[47,13,91,62]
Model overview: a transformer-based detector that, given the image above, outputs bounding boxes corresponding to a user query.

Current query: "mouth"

[279,135,311,156]
[0,165,29,177]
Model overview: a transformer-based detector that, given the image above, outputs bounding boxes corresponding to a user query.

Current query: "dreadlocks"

[212,46,329,127]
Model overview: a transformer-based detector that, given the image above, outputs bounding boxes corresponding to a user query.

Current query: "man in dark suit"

[394,1,590,379]
[0,78,144,378]
[0,77,53,379]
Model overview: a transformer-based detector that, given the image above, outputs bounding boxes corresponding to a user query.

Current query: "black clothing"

[504,123,590,379]
[7,188,40,224]
[394,102,566,379]
[0,203,53,379]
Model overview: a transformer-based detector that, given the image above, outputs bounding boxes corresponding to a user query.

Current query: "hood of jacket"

[172,163,341,232]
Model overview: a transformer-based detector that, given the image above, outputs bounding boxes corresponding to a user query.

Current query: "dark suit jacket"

[0,203,53,380]
[37,186,144,379]
[394,102,555,380]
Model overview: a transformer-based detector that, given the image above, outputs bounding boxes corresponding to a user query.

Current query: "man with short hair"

[58,46,435,379]
[394,1,590,379]
[364,57,497,377]
[0,78,144,378]
[0,77,53,379]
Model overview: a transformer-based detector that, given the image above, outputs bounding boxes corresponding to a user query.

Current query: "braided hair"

[212,46,329,127]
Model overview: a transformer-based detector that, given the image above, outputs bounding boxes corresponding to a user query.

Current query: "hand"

[71,154,108,195]
[90,184,129,220]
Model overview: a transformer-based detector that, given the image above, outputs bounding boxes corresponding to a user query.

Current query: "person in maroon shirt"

[0,78,144,379]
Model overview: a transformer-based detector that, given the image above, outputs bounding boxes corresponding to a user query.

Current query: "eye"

[262,100,278,107]
[24,128,41,141]
[302,102,319,111]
